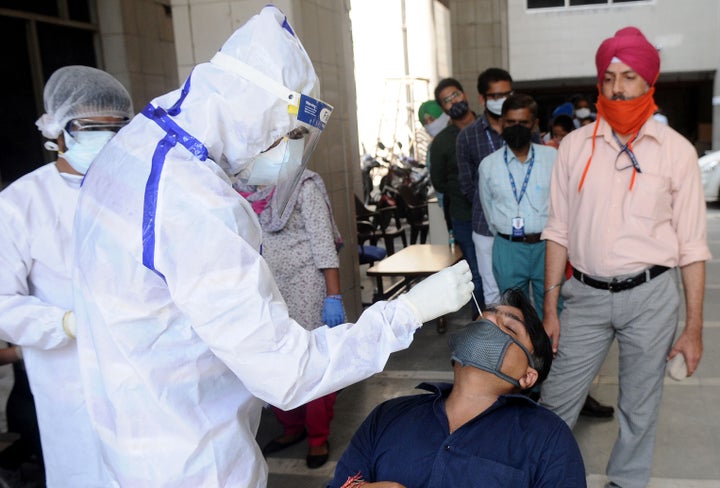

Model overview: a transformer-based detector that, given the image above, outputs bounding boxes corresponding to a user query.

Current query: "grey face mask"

[449,319,535,387]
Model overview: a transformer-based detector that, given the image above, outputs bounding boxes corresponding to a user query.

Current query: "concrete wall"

[434,1,453,79]
[507,0,719,82]
[448,0,507,109]
[169,0,365,318]
[98,0,179,111]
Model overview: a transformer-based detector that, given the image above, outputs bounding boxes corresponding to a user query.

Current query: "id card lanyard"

[485,128,497,153]
[504,146,535,238]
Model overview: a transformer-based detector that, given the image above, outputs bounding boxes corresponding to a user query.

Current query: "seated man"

[329,289,586,488]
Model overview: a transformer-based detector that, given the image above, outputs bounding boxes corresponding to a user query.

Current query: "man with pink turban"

[539,26,710,488]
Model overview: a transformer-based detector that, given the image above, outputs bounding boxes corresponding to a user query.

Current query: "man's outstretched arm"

[543,239,568,355]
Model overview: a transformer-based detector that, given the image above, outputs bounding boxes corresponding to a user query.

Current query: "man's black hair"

[500,93,538,120]
[551,114,575,135]
[570,94,591,108]
[496,288,553,385]
[434,78,464,107]
[477,68,512,96]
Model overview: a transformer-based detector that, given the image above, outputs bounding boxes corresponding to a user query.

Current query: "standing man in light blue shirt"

[479,93,556,317]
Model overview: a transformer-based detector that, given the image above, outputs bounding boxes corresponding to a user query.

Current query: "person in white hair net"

[70,6,473,487]
[0,65,132,486]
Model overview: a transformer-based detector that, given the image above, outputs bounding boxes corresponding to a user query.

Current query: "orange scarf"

[596,86,657,135]
[578,86,657,192]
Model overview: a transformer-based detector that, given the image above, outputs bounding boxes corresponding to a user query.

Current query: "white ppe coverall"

[71,7,423,487]
[0,164,106,486]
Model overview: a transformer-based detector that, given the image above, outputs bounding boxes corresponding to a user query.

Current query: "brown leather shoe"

[580,395,614,418]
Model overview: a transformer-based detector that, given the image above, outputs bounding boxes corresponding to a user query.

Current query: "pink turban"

[595,27,660,85]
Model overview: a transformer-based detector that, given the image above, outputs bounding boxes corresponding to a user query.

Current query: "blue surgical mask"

[243,137,304,186]
[61,129,114,174]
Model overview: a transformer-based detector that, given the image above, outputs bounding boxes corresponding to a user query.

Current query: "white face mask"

[485,97,506,116]
[242,137,305,186]
[575,108,591,119]
[423,113,450,137]
[61,129,114,174]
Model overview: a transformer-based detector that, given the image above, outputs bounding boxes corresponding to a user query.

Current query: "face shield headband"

[210,51,334,218]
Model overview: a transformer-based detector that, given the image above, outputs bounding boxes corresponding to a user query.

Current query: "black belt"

[572,265,670,293]
[496,232,543,244]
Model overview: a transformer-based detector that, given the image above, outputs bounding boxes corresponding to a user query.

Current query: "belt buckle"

[608,278,619,293]
[609,276,637,293]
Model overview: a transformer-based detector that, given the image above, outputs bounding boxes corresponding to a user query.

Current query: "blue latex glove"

[322,295,345,327]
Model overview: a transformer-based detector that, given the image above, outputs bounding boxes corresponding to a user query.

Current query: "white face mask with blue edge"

[61,129,114,174]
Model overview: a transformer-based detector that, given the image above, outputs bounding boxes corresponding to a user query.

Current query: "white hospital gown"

[0,163,107,487]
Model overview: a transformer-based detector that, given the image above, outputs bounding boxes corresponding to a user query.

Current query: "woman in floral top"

[237,169,344,469]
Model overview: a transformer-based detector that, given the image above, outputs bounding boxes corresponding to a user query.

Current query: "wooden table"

[366,244,463,303]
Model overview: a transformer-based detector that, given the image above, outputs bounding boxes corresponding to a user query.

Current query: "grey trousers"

[540,270,679,488]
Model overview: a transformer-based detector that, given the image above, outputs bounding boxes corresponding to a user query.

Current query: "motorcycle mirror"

[377,142,386,150]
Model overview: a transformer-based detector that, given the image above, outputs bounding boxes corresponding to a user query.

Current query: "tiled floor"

[258,202,720,488]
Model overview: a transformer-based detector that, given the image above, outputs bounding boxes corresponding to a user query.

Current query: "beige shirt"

[542,116,711,277]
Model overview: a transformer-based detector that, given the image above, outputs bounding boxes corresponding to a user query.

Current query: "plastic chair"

[357,220,386,266]
[354,195,407,255]
[355,194,377,221]
[397,186,429,245]
[373,206,407,255]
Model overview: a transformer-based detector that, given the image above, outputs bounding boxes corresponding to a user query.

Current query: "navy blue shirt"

[329,383,586,488]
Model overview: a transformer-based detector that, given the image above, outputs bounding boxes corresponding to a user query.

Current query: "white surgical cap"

[35,66,134,139]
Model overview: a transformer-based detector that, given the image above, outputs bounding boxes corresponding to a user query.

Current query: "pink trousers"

[272,392,336,447]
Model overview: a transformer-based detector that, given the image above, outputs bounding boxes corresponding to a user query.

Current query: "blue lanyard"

[504,146,535,205]
[485,127,499,152]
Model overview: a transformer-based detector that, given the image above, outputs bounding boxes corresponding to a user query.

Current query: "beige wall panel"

[99,0,179,108]
[188,3,233,61]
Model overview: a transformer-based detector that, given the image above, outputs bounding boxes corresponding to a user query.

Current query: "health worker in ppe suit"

[0,65,132,486]
[70,6,473,488]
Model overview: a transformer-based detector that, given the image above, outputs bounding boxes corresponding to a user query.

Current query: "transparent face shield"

[210,51,334,217]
